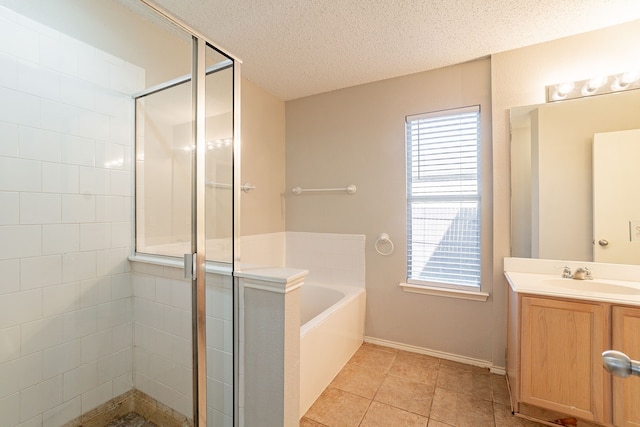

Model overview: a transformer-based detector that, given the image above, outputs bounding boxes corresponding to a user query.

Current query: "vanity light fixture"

[547,70,640,102]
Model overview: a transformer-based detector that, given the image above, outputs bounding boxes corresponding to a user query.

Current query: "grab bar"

[292,185,357,195]
[205,181,256,193]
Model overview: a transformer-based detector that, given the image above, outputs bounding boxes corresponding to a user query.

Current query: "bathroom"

[1,0,640,426]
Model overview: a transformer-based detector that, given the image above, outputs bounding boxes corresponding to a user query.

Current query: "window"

[406,106,481,289]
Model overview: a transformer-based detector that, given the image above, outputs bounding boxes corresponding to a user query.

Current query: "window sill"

[399,282,489,301]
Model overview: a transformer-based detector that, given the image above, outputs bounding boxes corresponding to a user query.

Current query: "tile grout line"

[357,348,394,426]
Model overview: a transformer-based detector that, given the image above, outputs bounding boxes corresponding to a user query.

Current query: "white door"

[593,129,640,264]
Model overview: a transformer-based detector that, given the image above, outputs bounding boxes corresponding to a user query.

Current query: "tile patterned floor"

[300,343,546,427]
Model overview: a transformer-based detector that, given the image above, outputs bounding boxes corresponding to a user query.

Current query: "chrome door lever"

[603,350,640,378]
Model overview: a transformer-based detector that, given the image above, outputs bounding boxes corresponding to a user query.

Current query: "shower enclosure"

[0,0,239,425]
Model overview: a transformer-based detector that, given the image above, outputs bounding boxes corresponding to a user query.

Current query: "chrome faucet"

[573,267,593,280]
[561,266,572,278]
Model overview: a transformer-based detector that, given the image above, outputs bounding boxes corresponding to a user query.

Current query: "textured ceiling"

[151,0,640,101]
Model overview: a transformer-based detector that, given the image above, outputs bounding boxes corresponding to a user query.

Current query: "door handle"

[603,350,640,378]
[184,253,197,279]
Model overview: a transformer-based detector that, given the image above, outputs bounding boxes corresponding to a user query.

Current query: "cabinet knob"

[598,239,609,247]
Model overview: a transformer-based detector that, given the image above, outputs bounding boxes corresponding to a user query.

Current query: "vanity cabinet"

[612,307,640,427]
[520,296,607,423]
[508,287,640,427]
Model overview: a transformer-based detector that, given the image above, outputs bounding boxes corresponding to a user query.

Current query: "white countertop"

[505,270,640,306]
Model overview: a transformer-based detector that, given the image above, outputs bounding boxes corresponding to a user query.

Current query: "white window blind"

[406,106,481,288]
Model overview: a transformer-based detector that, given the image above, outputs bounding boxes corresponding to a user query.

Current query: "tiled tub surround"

[286,232,366,288]
[0,7,142,427]
[240,231,367,420]
[240,231,366,288]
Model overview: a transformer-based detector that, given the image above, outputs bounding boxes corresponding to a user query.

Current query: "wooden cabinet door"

[521,296,606,423]
[612,306,640,427]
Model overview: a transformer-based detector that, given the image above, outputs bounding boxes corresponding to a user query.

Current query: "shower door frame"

[136,1,242,426]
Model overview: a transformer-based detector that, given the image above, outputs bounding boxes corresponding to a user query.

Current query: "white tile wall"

[43,396,81,427]
[20,315,63,355]
[42,282,81,317]
[59,134,95,167]
[0,52,19,90]
[43,341,82,380]
[61,194,96,223]
[0,87,40,128]
[0,289,42,329]
[20,376,63,422]
[0,393,20,426]
[42,163,80,194]
[0,157,42,192]
[42,224,80,255]
[205,272,234,425]
[0,326,20,364]
[0,192,19,224]
[129,265,234,422]
[0,7,141,426]
[18,127,61,162]
[20,255,62,289]
[19,193,61,224]
[0,260,20,295]
[131,266,196,418]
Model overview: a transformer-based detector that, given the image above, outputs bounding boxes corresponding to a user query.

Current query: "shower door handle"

[184,253,197,279]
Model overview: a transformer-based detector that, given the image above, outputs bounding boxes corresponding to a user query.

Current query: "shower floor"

[105,412,158,427]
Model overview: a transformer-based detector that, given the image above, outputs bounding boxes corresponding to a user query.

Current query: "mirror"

[510,89,640,264]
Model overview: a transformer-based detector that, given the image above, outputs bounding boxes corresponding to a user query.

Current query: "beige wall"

[492,18,640,367]
[285,59,495,363]
[240,78,286,236]
[285,18,640,368]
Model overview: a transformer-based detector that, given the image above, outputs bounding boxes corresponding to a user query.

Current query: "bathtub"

[299,283,366,417]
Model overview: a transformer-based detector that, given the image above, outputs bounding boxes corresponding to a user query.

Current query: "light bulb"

[557,82,574,96]
[551,82,575,100]
[612,70,640,91]
[581,76,607,96]
[621,71,640,85]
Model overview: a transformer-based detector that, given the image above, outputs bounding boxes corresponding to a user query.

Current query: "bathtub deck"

[300,342,545,426]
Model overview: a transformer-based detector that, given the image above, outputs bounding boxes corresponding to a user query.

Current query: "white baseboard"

[364,336,506,375]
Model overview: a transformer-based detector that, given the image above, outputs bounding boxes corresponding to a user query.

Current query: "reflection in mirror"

[510,89,640,264]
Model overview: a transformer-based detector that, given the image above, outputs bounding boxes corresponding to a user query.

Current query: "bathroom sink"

[505,270,640,302]
[545,278,640,295]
